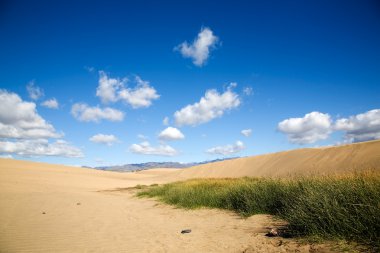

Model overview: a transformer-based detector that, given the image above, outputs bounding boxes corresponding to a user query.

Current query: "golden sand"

[1,140,379,252]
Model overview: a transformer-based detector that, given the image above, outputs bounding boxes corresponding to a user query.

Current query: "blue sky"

[0,0,379,167]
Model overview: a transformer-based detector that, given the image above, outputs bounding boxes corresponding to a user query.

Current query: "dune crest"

[1,140,379,252]
[173,140,380,179]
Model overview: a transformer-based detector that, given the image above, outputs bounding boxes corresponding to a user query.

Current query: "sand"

[172,139,380,180]
[0,159,333,253]
[2,140,379,252]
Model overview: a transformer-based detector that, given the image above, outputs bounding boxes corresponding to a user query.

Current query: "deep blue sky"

[1,0,379,166]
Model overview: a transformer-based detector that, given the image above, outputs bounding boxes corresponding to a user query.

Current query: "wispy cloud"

[175,27,219,66]
[241,129,252,137]
[89,134,119,146]
[71,103,124,123]
[137,134,148,140]
[0,154,13,159]
[0,139,83,157]
[243,87,254,96]
[129,141,178,156]
[26,81,44,100]
[41,98,59,109]
[206,141,245,155]
[84,66,95,73]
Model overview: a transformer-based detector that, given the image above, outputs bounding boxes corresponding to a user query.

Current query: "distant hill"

[91,157,239,172]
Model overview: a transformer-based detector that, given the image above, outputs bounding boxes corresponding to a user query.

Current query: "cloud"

[163,116,169,126]
[0,90,61,139]
[206,141,245,155]
[174,85,240,126]
[71,103,124,123]
[175,27,219,66]
[41,98,59,109]
[335,109,380,142]
[84,66,95,73]
[0,154,13,159]
[277,112,332,144]
[118,76,160,108]
[137,134,148,140]
[229,82,237,89]
[96,71,125,104]
[243,87,254,96]
[0,90,83,158]
[96,71,160,108]
[89,134,119,145]
[129,141,178,156]
[26,81,44,100]
[241,129,252,137]
[0,139,83,157]
[158,127,185,141]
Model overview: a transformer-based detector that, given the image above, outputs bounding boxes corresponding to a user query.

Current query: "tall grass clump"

[138,172,380,248]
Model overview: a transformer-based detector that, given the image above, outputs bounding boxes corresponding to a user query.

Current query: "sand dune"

[2,140,379,252]
[1,158,325,253]
[173,140,380,179]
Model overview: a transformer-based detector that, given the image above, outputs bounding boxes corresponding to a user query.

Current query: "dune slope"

[0,159,331,253]
[2,140,379,252]
[173,140,380,179]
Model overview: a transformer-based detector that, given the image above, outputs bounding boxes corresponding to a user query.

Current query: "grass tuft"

[138,171,380,249]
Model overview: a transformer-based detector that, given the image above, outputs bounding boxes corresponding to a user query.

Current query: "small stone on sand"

[266,228,278,237]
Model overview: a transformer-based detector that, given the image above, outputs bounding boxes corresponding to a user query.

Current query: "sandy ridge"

[1,140,379,252]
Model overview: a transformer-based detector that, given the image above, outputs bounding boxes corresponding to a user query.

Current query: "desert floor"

[0,158,342,253]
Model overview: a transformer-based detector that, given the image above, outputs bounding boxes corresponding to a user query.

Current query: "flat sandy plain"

[1,140,379,252]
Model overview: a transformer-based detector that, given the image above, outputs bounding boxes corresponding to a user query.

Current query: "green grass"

[138,172,380,249]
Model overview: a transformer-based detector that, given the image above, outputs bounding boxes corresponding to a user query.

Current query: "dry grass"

[138,171,380,250]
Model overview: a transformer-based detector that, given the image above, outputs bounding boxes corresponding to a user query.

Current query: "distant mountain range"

[89,157,239,172]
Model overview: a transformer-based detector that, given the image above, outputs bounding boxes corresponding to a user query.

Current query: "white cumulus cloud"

[0,90,61,139]
[129,141,178,156]
[158,127,185,141]
[26,81,44,100]
[0,139,83,157]
[118,76,160,108]
[335,109,380,142]
[0,90,82,158]
[96,71,160,108]
[41,98,59,109]
[163,116,169,126]
[277,112,332,144]
[174,86,240,126]
[96,71,125,104]
[241,129,252,137]
[175,27,219,66]
[206,141,245,156]
[71,103,124,123]
[89,134,119,146]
